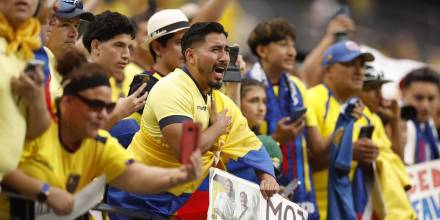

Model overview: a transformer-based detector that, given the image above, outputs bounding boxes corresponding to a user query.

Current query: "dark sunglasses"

[58,0,84,13]
[74,94,116,114]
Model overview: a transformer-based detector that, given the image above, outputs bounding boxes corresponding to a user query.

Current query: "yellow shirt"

[363,108,416,219]
[306,84,368,220]
[0,37,27,181]
[0,122,132,218]
[128,68,261,195]
[19,122,132,191]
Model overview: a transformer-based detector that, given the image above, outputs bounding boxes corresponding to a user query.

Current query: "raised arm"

[307,126,335,170]
[10,67,51,139]
[190,0,232,24]
[110,150,202,194]
[298,15,355,88]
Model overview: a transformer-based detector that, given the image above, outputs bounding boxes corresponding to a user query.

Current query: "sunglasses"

[58,0,84,13]
[74,94,116,114]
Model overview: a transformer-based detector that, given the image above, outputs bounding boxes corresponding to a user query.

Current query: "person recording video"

[400,67,440,165]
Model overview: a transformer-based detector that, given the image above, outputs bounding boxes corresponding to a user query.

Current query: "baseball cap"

[55,0,94,21]
[363,65,391,86]
[141,9,190,50]
[322,40,374,66]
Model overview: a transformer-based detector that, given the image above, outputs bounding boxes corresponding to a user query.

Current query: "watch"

[36,183,50,202]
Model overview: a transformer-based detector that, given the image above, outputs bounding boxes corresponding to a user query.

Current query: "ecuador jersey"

[0,122,133,218]
[0,37,27,182]
[306,84,368,220]
[127,68,266,196]
[19,122,132,191]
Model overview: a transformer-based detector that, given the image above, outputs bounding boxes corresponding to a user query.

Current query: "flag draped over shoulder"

[327,98,358,220]
[107,89,274,218]
[353,109,416,220]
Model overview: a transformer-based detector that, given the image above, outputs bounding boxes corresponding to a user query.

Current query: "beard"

[197,65,224,89]
[208,81,222,90]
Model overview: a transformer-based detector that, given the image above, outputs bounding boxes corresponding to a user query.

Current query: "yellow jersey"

[0,122,132,218]
[306,84,368,219]
[21,122,131,191]
[0,37,27,181]
[128,68,262,195]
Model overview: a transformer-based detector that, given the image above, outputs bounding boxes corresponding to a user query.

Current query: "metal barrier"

[1,190,169,220]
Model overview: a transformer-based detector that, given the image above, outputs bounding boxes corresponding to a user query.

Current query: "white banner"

[207,168,307,220]
[407,160,440,220]
[36,175,106,220]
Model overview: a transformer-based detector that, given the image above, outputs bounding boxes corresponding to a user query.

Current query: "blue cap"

[322,40,374,66]
[55,0,94,21]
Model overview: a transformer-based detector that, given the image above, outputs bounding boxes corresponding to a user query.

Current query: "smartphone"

[400,105,417,121]
[24,59,45,79]
[332,5,351,43]
[359,125,375,139]
[280,178,300,200]
[223,46,241,82]
[128,73,159,114]
[286,107,307,124]
[336,5,350,17]
[128,73,158,97]
[180,121,201,165]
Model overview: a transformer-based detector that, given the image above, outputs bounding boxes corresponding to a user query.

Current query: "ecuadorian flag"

[107,90,275,219]
[327,98,357,220]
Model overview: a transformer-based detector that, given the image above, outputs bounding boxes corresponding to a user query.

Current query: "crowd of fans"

[1,0,440,219]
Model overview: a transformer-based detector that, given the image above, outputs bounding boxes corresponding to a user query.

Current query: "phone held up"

[222,46,241,83]
[128,73,159,114]
[400,105,417,121]
[24,59,45,81]
[332,4,351,43]
[180,121,201,165]
[286,107,307,124]
[358,125,375,139]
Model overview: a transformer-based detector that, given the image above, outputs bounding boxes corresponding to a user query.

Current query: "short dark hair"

[82,11,136,53]
[240,78,265,99]
[149,33,175,62]
[400,67,440,91]
[247,18,296,58]
[181,22,228,59]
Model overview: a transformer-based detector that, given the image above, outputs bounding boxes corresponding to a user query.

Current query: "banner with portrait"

[208,168,307,220]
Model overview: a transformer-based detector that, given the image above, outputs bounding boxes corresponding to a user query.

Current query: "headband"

[63,74,110,95]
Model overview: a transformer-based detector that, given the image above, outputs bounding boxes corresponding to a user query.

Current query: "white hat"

[141,9,190,50]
